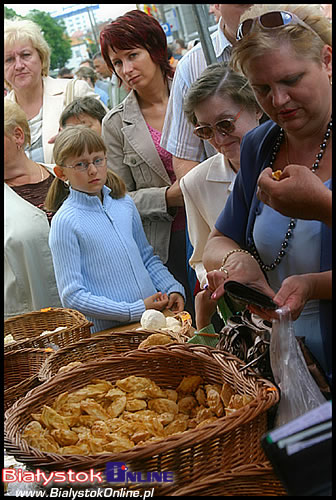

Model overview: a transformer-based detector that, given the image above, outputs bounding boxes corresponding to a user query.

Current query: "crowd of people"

[4,5,332,386]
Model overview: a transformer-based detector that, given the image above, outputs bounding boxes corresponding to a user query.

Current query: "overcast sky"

[5,4,137,21]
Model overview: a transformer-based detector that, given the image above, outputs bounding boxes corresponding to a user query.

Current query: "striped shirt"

[160,23,232,163]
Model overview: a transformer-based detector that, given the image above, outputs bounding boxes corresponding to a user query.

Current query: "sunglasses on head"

[193,110,242,140]
[236,10,318,41]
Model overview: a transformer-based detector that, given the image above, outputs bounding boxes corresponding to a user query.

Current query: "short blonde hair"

[4,17,51,90]
[231,4,332,76]
[4,99,31,147]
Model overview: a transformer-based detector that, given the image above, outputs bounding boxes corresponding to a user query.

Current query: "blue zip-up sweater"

[49,186,186,333]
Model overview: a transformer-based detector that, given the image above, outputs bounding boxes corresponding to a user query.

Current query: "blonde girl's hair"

[4,17,51,91]
[4,99,31,147]
[230,4,332,76]
[44,126,126,212]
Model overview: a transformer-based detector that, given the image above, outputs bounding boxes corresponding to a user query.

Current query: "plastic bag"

[270,305,326,428]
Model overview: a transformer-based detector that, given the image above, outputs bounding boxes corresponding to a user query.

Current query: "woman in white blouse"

[4,17,103,164]
[4,100,61,318]
[181,62,263,289]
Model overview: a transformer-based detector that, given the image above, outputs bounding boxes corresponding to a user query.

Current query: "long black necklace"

[250,118,332,272]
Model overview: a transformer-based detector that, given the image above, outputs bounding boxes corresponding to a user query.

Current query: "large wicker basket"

[171,463,287,496]
[5,348,54,412]
[4,308,92,352]
[39,325,189,381]
[5,344,279,495]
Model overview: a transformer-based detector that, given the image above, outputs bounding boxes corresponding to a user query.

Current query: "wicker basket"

[4,375,42,413]
[5,344,279,494]
[38,328,183,382]
[5,348,54,412]
[171,463,287,496]
[4,308,92,352]
[5,348,53,390]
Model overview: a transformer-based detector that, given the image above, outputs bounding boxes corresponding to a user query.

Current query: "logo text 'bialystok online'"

[105,463,174,484]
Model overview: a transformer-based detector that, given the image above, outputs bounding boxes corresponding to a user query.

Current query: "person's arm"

[180,173,211,288]
[173,157,199,181]
[257,165,332,227]
[203,228,275,300]
[130,199,186,304]
[49,213,145,322]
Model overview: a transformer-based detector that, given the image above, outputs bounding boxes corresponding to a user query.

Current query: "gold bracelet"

[220,249,255,270]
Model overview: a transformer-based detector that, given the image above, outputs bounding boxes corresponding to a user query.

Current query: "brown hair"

[44,126,126,212]
[183,62,260,126]
[231,4,332,76]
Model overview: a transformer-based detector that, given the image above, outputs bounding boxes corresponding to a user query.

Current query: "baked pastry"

[272,169,282,181]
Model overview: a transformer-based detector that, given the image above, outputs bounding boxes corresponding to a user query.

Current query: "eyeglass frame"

[236,10,320,42]
[63,156,107,172]
[193,109,242,140]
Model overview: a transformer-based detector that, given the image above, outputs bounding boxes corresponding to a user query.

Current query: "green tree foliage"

[27,10,72,70]
[4,6,21,19]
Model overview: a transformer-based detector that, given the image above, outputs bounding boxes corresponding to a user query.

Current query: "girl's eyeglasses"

[236,10,319,41]
[193,110,241,140]
[64,157,106,172]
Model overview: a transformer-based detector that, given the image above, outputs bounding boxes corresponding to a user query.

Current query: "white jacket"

[180,153,236,288]
[6,76,103,164]
[4,165,62,319]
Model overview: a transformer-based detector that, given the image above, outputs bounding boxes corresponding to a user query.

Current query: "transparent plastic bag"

[270,305,326,428]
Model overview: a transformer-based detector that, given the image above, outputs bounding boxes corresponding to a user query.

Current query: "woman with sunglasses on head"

[203,5,332,381]
[180,62,263,295]
[45,126,185,334]
[99,10,195,319]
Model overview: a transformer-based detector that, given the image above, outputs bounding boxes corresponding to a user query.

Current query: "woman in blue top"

[45,126,185,333]
[202,5,332,380]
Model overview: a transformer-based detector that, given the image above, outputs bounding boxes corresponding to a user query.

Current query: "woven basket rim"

[5,344,279,470]
[4,307,92,353]
[38,328,189,381]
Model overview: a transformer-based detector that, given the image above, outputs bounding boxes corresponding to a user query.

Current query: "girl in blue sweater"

[45,126,185,333]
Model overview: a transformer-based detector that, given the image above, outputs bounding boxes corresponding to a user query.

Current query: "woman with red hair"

[100,10,194,317]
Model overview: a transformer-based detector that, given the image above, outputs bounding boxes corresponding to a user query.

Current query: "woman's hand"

[144,292,169,310]
[207,253,274,301]
[195,288,217,330]
[257,165,332,226]
[167,292,185,312]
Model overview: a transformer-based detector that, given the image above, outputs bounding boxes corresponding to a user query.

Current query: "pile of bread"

[22,374,253,456]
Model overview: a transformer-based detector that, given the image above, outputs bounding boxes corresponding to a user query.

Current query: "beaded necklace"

[250,118,332,272]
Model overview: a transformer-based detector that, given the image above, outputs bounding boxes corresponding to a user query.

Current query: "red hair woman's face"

[108,46,162,90]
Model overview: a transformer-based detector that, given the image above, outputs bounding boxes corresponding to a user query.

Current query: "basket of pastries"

[5,344,279,495]
[171,462,287,496]
[5,348,54,412]
[4,307,93,352]
[39,310,193,382]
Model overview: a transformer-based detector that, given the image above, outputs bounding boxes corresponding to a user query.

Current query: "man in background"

[160,4,254,180]
[93,51,130,107]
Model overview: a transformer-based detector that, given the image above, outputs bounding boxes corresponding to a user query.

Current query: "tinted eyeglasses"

[64,157,106,172]
[236,10,318,41]
[193,110,242,140]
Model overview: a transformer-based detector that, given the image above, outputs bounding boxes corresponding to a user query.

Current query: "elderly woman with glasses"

[202,4,332,381]
[180,62,262,294]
